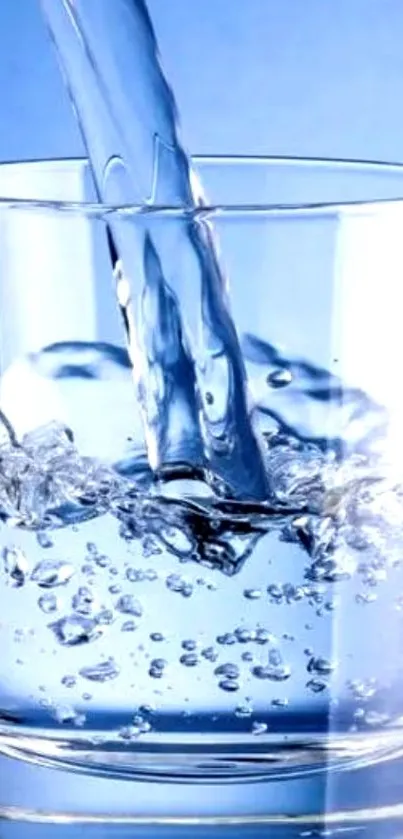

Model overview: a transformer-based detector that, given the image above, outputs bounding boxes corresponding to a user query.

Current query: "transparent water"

[0,339,403,780]
[39,0,268,500]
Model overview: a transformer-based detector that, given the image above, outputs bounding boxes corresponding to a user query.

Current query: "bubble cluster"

[1,419,401,743]
[165,574,193,598]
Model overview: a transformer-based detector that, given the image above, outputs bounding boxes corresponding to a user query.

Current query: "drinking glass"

[1,155,403,834]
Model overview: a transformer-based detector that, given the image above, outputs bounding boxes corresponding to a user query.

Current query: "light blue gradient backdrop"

[0,0,402,162]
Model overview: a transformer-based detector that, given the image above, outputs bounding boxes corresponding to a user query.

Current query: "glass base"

[1,725,403,783]
[1,751,403,837]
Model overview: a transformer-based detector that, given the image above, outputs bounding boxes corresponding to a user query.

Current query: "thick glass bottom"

[1,720,403,783]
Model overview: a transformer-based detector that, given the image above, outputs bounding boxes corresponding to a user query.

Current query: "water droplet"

[38,593,59,614]
[37,531,53,549]
[109,584,121,595]
[243,588,262,601]
[180,653,199,667]
[2,546,28,587]
[272,697,289,707]
[150,632,165,642]
[79,657,120,682]
[205,391,214,405]
[49,615,102,646]
[267,369,293,389]
[116,595,143,617]
[219,679,239,692]
[31,559,74,589]
[251,721,268,735]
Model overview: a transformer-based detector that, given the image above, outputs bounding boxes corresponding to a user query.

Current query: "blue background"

[1,0,403,832]
[0,0,403,163]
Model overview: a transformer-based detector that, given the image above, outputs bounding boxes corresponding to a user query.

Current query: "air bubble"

[243,588,262,600]
[251,721,268,735]
[307,656,336,676]
[79,657,120,682]
[31,559,74,589]
[201,646,218,662]
[216,632,237,646]
[181,639,197,651]
[50,615,102,647]
[72,586,96,615]
[306,678,328,693]
[61,675,76,688]
[267,369,293,389]
[38,593,59,614]
[121,620,137,632]
[235,703,253,718]
[2,547,28,588]
[180,653,199,667]
[235,627,256,643]
[116,595,143,617]
[214,663,240,680]
[219,679,239,692]
[37,532,53,549]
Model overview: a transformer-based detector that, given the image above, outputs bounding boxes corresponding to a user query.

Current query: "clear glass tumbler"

[1,155,403,832]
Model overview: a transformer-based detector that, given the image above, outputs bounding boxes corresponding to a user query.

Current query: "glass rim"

[1,154,403,217]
